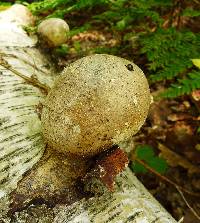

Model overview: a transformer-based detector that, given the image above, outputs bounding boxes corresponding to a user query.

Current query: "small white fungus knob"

[37,18,69,47]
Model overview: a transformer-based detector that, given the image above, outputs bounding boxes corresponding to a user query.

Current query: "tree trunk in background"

[0,4,178,223]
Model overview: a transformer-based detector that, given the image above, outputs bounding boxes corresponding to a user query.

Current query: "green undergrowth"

[26,0,200,99]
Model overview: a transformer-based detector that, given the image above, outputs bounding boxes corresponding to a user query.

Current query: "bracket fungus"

[37,18,69,47]
[10,54,151,212]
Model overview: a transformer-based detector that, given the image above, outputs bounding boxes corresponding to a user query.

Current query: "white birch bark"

[0,5,178,223]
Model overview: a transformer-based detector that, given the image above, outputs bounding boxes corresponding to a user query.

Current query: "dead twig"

[176,186,200,221]
[0,52,49,76]
[0,56,50,95]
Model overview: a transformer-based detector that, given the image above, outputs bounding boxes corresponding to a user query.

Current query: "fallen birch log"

[0,4,178,223]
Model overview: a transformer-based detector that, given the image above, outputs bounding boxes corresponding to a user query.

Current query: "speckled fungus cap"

[41,54,151,156]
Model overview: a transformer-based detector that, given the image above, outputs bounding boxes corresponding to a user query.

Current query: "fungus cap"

[37,18,69,47]
[41,54,151,156]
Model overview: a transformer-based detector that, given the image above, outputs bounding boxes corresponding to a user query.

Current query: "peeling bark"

[0,5,178,223]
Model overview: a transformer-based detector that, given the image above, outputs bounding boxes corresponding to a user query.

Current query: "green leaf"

[132,144,168,174]
[135,145,155,161]
[191,59,200,69]
[116,19,126,30]
[148,157,168,174]
[131,161,147,174]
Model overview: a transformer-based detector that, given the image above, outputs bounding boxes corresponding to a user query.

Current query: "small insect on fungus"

[126,64,134,71]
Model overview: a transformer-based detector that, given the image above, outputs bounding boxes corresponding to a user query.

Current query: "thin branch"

[176,186,200,221]
[0,56,50,95]
[177,217,184,223]
[0,52,49,75]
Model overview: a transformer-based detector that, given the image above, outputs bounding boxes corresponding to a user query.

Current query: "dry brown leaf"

[167,113,193,121]
[72,31,106,42]
[192,90,200,101]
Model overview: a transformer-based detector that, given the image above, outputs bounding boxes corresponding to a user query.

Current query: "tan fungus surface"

[41,54,151,156]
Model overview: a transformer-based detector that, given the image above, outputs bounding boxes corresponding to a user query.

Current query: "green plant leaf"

[191,59,200,69]
[131,161,147,174]
[148,157,168,174]
[133,144,168,174]
[135,145,155,161]
[116,19,126,30]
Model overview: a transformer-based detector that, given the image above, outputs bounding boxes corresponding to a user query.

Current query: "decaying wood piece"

[0,5,178,223]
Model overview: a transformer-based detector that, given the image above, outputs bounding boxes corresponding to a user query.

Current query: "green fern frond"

[29,0,108,17]
[140,28,200,82]
[28,0,71,14]
[133,0,173,8]
[160,71,200,98]
[94,3,163,30]
[150,60,193,82]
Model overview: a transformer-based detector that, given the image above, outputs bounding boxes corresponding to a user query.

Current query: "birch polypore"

[0,4,178,223]
[42,54,151,156]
